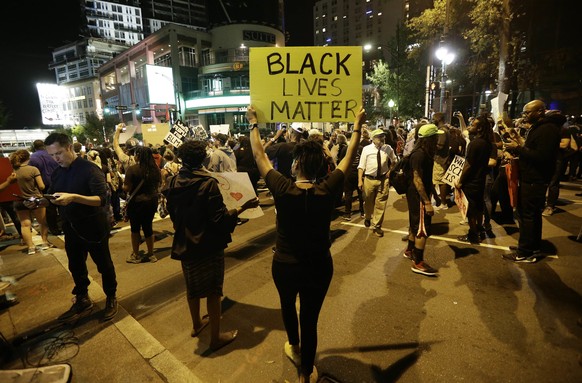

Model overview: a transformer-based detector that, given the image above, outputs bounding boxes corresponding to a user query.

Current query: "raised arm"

[113,123,130,164]
[336,108,366,174]
[246,106,274,178]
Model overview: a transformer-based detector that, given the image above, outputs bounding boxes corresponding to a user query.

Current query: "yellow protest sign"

[250,46,362,123]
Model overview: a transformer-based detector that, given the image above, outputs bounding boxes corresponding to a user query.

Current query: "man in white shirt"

[357,128,398,237]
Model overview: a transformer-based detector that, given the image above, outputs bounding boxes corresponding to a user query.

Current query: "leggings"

[128,198,157,237]
[272,255,333,376]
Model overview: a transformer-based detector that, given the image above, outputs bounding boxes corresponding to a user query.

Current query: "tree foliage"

[366,23,425,120]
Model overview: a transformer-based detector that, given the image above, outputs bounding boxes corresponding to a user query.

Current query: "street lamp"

[388,99,395,125]
[435,46,455,122]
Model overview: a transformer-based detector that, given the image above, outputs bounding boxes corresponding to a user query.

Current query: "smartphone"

[43,194,57,200]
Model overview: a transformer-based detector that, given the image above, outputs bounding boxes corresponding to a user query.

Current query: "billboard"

[36,83,67,125]
[146,65,175,105]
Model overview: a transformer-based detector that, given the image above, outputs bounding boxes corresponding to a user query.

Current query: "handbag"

[157,194,169,218]
[121,179,144,222]
[158,175,177,219]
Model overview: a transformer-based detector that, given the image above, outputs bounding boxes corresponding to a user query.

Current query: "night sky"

[0,0,315,129]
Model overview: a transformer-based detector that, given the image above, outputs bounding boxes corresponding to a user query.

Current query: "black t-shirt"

[462,137,493,188]
[265,168,344,263]
[408,148,433,193]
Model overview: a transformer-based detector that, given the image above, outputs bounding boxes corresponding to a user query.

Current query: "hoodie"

[207,145,237,172]
[162,168,238,259]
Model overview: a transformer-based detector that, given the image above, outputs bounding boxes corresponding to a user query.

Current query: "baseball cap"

[370,128,385,138]
[290,122,305,134]
[125,138,139,154]
[418,124,444,138]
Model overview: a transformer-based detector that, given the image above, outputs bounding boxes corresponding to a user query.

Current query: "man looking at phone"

[32,133,118,322]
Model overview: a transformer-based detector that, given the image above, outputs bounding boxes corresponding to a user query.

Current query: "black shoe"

[58,295,93,322]
[237,218,249,225]
[457,235,480,244]
[364,219,371,228]
[102,296,118,321]
[502,251,537,263]
[342,213,351,221]
[373,227,384,237]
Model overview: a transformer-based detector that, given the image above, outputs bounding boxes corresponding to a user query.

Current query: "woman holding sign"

[246,105,365,383]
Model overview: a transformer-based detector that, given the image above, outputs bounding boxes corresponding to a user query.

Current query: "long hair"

[473,114,494,143]
[135,146,161,187]
[292,140,327,181]
[413,135,438,159]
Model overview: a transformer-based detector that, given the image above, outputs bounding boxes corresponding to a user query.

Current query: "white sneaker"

[542,206,554,217]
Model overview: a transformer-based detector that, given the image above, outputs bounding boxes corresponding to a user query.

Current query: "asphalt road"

[1,181,582,382]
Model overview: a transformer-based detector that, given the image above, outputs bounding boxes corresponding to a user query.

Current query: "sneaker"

[403,249,413,260]
[373,227,384,237]
[126,253,142,264]
[146,254,158,263]
[58,295,93,322]
[28,247,36,255]
[457,234,480,244]
[459,218,468,225]
[102,296,118,321]
[502,251,537,263]
[39,242,55,250]
[284,341,301,367]
[401,234,409,241]
[360,211,365,218]
[342,213,351,221]
[542,206,554,217]
[364,219,371,228]
[411,261,438,276]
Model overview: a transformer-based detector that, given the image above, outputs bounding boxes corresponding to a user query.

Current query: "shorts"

[432,162,447,185]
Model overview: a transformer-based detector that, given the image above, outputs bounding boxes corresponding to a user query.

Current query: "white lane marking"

[340,222,559,257]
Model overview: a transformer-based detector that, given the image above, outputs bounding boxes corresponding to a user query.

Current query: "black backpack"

[389,153,413,195]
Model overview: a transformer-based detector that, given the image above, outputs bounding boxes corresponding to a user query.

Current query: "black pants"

[63,221,117,298]
[272,255,333,376]
[546,156,563,208]
[491,165,513,220]
[517,182,548,255]
[45,203,62,235]
[343,172,363,215]
[0,202,21,236]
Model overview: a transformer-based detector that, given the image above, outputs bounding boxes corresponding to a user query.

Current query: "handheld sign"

[443,155,465,187]
[250,46,363,123]
[164,120,190,148]
[209,172,264,219]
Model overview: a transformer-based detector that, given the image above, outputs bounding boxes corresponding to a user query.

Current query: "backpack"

[389,154,412,195]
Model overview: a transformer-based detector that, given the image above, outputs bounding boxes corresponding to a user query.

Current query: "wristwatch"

[249,123,258,130]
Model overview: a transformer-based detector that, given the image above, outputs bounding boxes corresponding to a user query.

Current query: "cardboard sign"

[209,172,263,219]
[163,120,190,148]
[249,46,363,123]
[454,188,469,220]
[443,155,465,187]
[0,158,22,203]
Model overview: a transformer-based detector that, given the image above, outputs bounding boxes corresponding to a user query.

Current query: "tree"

[365,23,425,121]
[82,112,119,145]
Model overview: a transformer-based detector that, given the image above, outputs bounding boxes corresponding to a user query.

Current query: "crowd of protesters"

[0,99,577,382]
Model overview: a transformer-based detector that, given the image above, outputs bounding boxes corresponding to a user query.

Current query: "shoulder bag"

[121,178,144,222]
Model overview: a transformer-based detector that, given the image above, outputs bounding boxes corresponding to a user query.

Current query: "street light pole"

[388,99,395,125]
